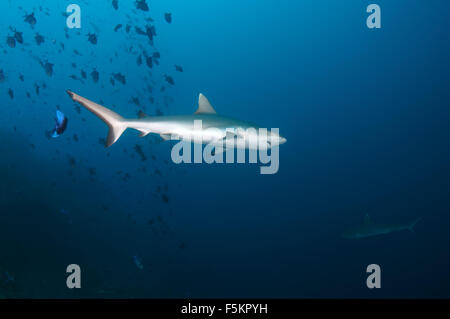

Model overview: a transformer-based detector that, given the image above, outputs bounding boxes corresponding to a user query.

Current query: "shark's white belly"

[130,120,269,150]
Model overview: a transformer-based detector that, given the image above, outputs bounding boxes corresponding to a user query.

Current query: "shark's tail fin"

[408,217,422,232]
[67,90,127,147]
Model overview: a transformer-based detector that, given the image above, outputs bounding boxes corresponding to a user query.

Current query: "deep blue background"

[0,0,449,298]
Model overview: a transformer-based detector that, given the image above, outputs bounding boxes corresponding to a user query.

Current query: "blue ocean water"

[0,0,450,298]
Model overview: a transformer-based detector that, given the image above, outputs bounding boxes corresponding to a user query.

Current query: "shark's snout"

[279,136,287,144]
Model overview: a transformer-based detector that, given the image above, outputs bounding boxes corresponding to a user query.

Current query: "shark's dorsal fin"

[364,214,371,225]
[195,93,216,114]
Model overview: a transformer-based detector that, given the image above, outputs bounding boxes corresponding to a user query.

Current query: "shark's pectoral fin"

[220,130,243,142]
[212,139,236,156]
[212,145,230,156]
[226,130,237,140]
[160,133,180,141]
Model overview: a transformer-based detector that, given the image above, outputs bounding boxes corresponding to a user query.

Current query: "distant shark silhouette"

[342,214,421,239]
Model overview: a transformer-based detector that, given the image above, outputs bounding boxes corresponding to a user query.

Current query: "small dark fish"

[125,24,131,33]
[8,88,14,99]
[137,110,148,118]
[34,83,40,95]
[81,70,87,79]
[164,74,174,85]
[35,33,45,45]
[0,69,5,82]
[114,24,122,32]
[24,12,37,27]
[135,0,149,11]
[146,32,153,44]
[130,97,140,106]
[164,13,172,24]
[137,54,142,66]
[72,63,77,68]
[51,110,68,138]
[112,72,126,84]
[152,52,160,65]
[6,35,16,48]
[144,25,156,44]
[149,25,156,36]
[73,134,79,142]
[134,145,147,161]
[91,68,99,83]
[12,29,23,44]
[44,63,53,76]
[146,55,153,68]
[112,0,118,10]
[19,74,24,81]
[70,74,81,82]
[69,157,76,167]
[175,65,183,72]
[87,33,97,45]
[135,26,146,35]
[161,194,169,203]
[40,61,54,77]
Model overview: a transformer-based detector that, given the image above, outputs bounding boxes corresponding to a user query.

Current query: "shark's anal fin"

[139,130,151,137]
[160,133,171,141]
[194,93,216,114]
[226,130,237,140]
